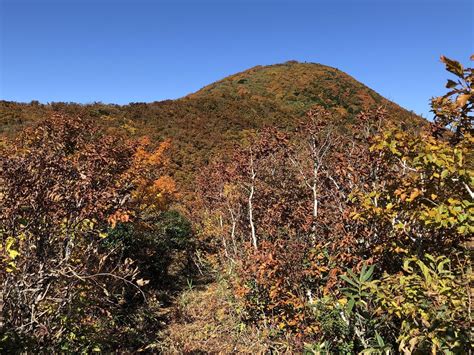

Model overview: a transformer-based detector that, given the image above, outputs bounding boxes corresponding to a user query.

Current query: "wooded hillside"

[0,57,471,353]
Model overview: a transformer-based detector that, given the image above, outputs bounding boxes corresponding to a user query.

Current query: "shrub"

[0,114,173,351]
[377,254,471,353]
[107,210,193,285]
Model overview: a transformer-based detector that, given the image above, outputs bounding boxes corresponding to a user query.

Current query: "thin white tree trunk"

[249,153,257,250]
[312,169,318,219]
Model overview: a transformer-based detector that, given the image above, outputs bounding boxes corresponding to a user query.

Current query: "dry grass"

[153,277,294,354]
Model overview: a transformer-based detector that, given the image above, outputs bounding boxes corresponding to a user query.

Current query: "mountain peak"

[187,61,413,120]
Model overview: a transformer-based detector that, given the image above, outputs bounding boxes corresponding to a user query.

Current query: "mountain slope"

[0,61,424,194]
[189,61,416,120]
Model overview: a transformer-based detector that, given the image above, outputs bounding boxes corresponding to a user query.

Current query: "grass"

[152,274,294,353]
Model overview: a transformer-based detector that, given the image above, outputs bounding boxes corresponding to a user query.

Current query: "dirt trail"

[154,279,271,353]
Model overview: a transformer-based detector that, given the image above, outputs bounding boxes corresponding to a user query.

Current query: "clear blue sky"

[1,0,472,118]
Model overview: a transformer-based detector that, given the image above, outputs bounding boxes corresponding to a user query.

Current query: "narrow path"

[153,278,271,353]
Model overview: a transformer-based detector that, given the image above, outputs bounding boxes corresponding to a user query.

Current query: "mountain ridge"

[0,61,424,194]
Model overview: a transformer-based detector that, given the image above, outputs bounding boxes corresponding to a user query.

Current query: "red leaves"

[237,240,309,332]
[196,106,387,335]
[0,113,176,348]
[0,114,141,233]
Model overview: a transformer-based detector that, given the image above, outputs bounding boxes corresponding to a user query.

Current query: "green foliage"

[345,56,473,353]
[107,210,193,284]
[312,253,471,354]
[158,210,193,251]
[189,62,398,116]
[307,264,395,354]
[351,109,473,266]
[371,130,473,234]
[377,254,471,353]
[340,264,376,314]
[309,297,353,353]
[338,265,393,353]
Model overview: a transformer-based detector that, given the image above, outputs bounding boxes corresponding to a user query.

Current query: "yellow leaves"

[456,94,470,107]
[457,225,471,235]
[122,123,137,134]
[269,285,280,299]
[223,183,240,200]
[394,131,405,140]
[135,175,177,212]
[408,188,421,201]
[356,118,473,255]
[338,298,348,306]
[389,141,401,155]
[380,253,468,352]
[350,211,363,221]
[98,232,108,239]
[373,245,384,254]
[440,169,450,179]
[6,237,19,260]
[454,147,464,167]
[393,246,408,254]
[451,299,462,307]
[2,236,20,272]
[447,198,460,205]
[128,137,176,213]
[396,186,422,203]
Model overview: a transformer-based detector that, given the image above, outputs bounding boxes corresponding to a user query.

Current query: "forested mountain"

[0,61,422,192]
[0,58,471,353]
[190,61,411,118]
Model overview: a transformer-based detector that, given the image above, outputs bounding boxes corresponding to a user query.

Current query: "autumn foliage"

[0,56,471,353]
[0,114,178,351]
[196,56,472,353]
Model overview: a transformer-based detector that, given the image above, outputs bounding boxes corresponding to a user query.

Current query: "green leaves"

[360,264,375,283]
[340,263,377,315]
[378,254,470,353]
[340,273,359,288]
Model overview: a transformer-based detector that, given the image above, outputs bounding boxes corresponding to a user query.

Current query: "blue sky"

[1,0,472,118]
